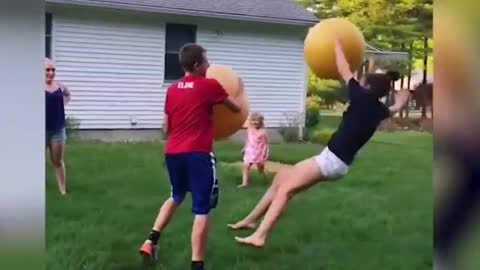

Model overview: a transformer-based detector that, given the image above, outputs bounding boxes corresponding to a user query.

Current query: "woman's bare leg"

[235,158,325,247]
[50,142,66,195]
[228,168,289,230]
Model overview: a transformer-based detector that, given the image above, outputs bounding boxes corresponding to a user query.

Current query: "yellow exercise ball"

[304,18,366,80]
[206,65,249,140]
[206,65,242,98]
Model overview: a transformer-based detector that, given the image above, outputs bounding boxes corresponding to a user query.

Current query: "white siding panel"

[198,28,305,127]
[52,11,307,130]
[53,15,166,129]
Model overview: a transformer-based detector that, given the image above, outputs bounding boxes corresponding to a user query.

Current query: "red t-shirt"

[164,75,229,154]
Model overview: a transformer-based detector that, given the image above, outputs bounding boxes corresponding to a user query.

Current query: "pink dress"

[243,128,269,165]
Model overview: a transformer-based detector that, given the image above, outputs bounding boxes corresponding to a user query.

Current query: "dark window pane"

[45,37,51,58]
[45,13,52,57]
[164,23,196,81]
[46,13,52,35]
[165,23,196,52]
[164,53,183,81]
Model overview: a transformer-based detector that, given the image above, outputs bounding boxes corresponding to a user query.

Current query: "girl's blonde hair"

[249,112,265,128]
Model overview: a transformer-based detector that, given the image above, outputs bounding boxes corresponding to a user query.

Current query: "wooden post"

[368,55,376,72]
[357,60,366,80]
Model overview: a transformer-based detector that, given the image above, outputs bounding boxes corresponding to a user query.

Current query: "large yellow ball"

[304,18,366,80]
[206,65,249,140]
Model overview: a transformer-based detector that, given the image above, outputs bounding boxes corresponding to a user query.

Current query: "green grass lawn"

[47,131,432,270]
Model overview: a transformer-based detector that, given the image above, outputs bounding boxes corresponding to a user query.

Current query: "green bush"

[306,96,321,128]
[305,110,319,129]
[279,112,302,142]
[309,128,334,145]
[66,116,80,142]
[279,127,300,142]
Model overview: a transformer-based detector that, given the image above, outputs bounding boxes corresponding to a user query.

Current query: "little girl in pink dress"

[240,112,269,188]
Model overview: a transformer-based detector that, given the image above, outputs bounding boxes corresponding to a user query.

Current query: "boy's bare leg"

[140,197,179,261]
[192,215,209,262]
[235,158,325,248]
[228,168,289,230]
[152,198,178,232]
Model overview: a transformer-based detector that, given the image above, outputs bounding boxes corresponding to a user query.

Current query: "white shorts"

[313,147,349,180]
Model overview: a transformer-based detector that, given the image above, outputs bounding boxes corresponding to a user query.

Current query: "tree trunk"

[399,42,405,119]
[421,37,428,119]
[406,41,414,120]
[399,79,405,119]
[389,81,395,106]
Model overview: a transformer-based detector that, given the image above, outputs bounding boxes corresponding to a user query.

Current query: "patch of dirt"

[378,118,433,133]
[225,161,292,174]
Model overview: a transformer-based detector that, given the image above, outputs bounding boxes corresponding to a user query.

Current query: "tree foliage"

[298,0,432,117]
[296,0,432,50]
[307,72,348,107]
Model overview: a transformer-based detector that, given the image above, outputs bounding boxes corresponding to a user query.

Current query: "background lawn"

[47,131,432,270]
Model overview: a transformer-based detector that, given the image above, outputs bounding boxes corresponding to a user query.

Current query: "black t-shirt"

[327,78,390,165]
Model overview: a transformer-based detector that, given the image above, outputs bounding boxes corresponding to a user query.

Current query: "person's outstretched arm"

[334,36,354,83]
[389,89,411,115]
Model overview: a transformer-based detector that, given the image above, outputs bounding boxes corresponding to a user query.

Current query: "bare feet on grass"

[227,220,257,230]
[237,184,248,188]
[234,234,266,248]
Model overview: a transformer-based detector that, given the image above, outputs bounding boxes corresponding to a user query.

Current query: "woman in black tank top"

[229,37,411,248]
[45,58,71,196]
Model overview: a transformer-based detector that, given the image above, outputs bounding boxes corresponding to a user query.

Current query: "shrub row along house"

[46,0,406,141]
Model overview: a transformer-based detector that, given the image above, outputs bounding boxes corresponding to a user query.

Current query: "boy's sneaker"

[139,239,159,263]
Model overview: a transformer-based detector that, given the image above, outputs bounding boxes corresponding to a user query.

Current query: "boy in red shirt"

[139,43,242,270]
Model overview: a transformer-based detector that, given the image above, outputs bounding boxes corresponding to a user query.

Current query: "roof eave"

[46,0,318,27]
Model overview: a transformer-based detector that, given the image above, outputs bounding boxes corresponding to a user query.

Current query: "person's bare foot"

[234,235,265,248]
[237,184,248,188]
[227,220,257,230]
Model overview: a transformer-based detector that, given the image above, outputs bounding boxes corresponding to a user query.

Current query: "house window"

[45,13,52,58]
[164,23,197,81]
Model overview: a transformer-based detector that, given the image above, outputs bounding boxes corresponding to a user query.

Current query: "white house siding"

[52,9,307,130]
[53,14,166,129]
[197,27,306,128]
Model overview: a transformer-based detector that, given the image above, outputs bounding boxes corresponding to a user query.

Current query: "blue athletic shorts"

[165,152,219,215]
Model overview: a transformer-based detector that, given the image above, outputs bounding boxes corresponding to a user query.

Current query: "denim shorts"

[46,128,67,145]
